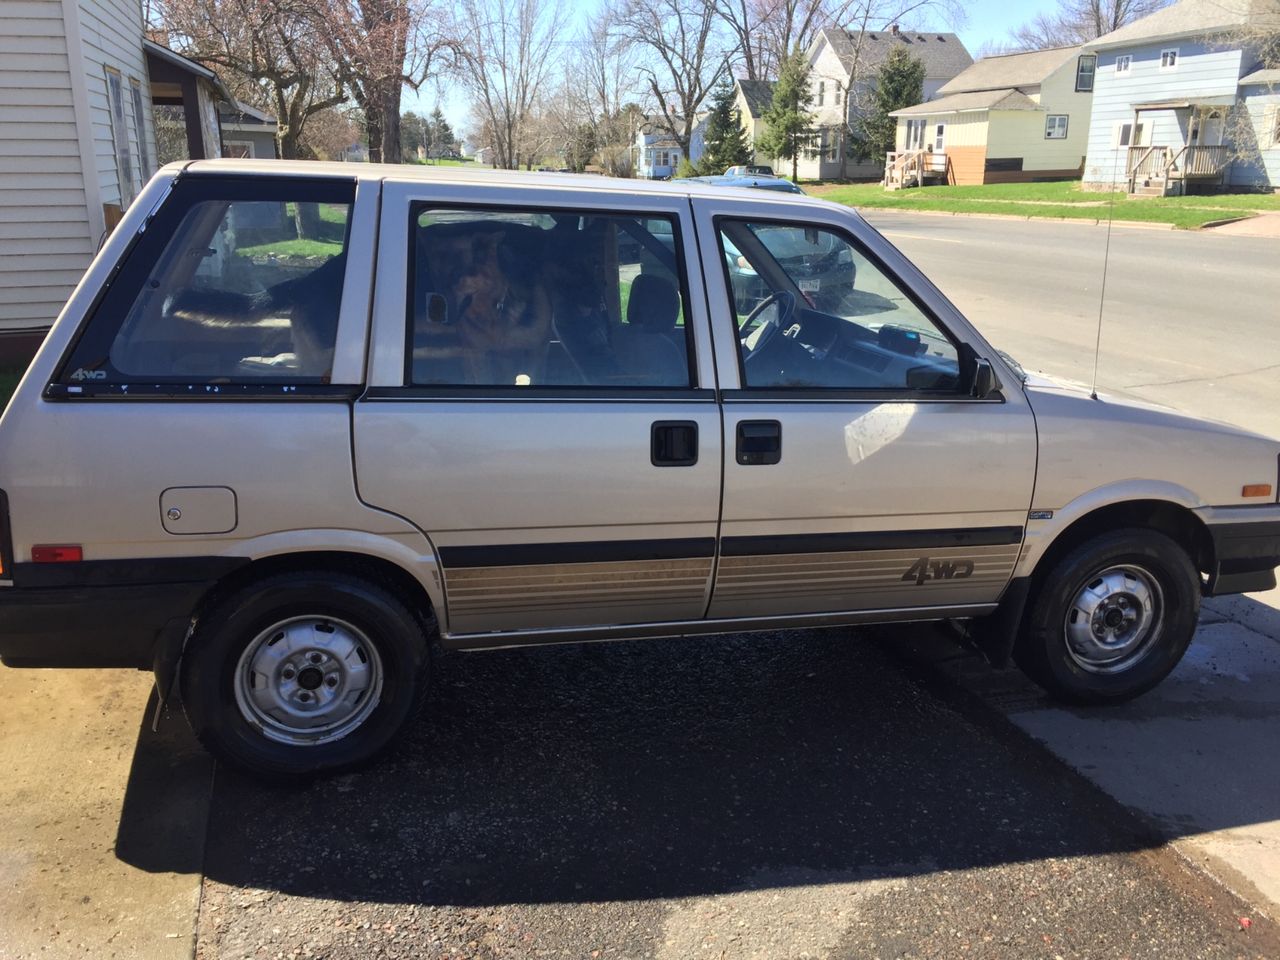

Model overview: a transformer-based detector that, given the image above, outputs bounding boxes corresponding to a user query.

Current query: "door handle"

[651,421,698,466]
[736,420,781,465]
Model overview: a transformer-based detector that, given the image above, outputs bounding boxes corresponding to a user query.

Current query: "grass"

[808,181,1277,229]
[236,238,344,259]
[0,367,24,410]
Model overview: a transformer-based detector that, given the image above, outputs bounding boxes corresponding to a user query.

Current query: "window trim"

[711,213,975,400]
[49,174,358,399]
[1045,114,1069,139]
[1160,48,1179,70]
[1075,54,1097,92]
[104,66,136,205]
[1114,54,1132,76]
[1114,120,1145,147]
[402,200,702,394]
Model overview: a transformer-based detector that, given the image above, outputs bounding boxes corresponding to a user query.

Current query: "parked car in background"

[725,164,775,176]
[2,160,1279,781]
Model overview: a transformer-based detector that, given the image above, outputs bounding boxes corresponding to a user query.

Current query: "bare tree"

[1009,0,1172,50]
[317,0,455,163]
[155,0,346,159]
[454,0,566,169]
[616,0,732,158]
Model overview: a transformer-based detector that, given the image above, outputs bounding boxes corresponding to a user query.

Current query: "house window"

[905,118,925,150]
[817,80,825,106]
[934,123,946,152]
[657,149,670,167]
[824,126,839,160]
[1115,55,1132,75]
[1115,121,1145,147]
[223,140,254,159]
[129,78,151,182]
[1160,48,1178,70]
[104,68,135,205]
[835,82,842,106]
[1045,115,1069,139]
[1075,55,1097,92]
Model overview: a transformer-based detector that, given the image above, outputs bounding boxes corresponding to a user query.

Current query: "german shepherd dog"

[413,224,555,385]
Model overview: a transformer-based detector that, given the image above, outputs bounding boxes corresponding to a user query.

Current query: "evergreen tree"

[429,107,456,158]
[855,47,925,162]
[400,111,427,161]
[697,79,753,175]
[756,51,815,182]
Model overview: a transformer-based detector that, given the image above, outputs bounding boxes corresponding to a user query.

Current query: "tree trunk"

[294,202,322,240]
[278,128,301,160]
[365,104,384,163]
[380,82,402,164]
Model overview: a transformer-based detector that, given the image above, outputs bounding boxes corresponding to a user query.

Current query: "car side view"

[1,159,1278,779]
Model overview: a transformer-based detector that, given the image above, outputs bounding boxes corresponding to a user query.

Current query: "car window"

[717,219,960,392]
[408,206,693,388]
[59,179,353,388]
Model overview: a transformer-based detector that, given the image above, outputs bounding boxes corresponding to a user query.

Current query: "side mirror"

[970,357,999,399]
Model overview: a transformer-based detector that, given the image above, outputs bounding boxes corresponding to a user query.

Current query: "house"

[733,79,775,166]
[635,114,707,178]
[797,24,974,180]
[0,1,228,363]
[219,101,279,159]
[886,45,1095,187]
[1080,0,1280,195]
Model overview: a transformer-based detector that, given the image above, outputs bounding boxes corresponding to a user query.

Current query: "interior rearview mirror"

[425,292,449,324]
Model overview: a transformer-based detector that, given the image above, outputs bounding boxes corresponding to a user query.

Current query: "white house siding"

[985,63,1092,173]
[796,39,851,180]
[76,0,153,208]
[1083,40,1244,185]
[1231,85,1280,188]
[0,0,96,333]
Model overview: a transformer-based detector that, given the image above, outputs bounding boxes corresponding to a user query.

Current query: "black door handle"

[736,420,781,465]
[651,421,698,466]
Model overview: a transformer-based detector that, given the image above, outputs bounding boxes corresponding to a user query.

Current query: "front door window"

[934,123,946,152]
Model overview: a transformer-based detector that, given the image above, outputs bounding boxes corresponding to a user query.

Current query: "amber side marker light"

[1242,484,1273,499]
[31,545,83,563]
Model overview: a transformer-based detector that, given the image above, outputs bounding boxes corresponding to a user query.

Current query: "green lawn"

[236,238,344,259]
[1,367,24,410]
[809,181,1278,229]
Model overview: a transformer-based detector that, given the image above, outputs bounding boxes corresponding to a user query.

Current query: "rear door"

[693,196,1037,619]
[353,181,722,639]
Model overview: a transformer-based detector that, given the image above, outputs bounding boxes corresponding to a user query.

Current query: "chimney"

[890,23,899,36]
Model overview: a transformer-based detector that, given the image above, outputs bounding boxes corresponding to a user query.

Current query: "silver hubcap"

[1063,564,1164,674]
[233,616,383,746]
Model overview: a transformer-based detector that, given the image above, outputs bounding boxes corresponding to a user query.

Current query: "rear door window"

[57,177,354,393]
[408,205,694,389]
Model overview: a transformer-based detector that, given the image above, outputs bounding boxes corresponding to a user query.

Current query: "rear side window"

[57,177,354,393]
[408,205,694,389]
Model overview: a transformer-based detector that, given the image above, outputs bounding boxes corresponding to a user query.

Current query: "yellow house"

[733,79,775,168]
[887,45,1095,187]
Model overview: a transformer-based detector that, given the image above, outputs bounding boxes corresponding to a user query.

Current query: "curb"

[855,206,1179,230]
[1197,215,1259,230]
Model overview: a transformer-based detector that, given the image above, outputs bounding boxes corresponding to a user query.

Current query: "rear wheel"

[180,571,429,779]
[1015,528,1199,704]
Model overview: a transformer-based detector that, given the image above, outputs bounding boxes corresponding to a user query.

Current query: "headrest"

[627,274,679,331]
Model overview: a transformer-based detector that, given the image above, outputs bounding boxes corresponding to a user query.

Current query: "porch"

[1124,98,1234,197]
[884,149,947,189]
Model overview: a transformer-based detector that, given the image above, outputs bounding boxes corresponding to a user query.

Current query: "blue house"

[1081,0,1280,195]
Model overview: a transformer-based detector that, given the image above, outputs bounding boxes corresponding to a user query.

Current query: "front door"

[694,198,1037,620]
[354,182,723,638]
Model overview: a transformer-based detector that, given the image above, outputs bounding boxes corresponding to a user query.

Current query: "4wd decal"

[69,368,106,381]
[902,557,975,585]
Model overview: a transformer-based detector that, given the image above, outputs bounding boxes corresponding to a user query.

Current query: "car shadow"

[113,624,1217,906]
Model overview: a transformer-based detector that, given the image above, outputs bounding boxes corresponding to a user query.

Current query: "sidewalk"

[1205,211,1280,237]
[896,584,1280,922]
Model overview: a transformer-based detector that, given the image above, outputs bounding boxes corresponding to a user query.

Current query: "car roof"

[172,158,829,208]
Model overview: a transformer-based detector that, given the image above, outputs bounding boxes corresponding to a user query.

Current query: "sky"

[402,0,1064,146]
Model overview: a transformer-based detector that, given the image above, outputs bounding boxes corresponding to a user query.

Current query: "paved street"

[861,212,1280,438]
[2,213,1280,958]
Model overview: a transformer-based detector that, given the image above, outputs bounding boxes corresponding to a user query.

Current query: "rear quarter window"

[55,176,355,394]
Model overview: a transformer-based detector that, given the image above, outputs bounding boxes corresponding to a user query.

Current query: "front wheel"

[1015,528,1200,704]
[180,571,430,779]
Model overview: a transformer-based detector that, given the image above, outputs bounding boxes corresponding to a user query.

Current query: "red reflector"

[31,545,83,563]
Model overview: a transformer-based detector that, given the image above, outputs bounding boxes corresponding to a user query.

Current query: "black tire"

[1014,527,1200,704]
[179,570,430,779]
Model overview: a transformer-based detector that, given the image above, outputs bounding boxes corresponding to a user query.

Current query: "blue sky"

[404,0,1063,141]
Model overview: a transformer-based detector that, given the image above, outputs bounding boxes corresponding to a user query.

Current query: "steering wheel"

[740,291,799,367]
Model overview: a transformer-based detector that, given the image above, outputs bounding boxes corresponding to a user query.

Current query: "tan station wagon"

[2,160,1278,778]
